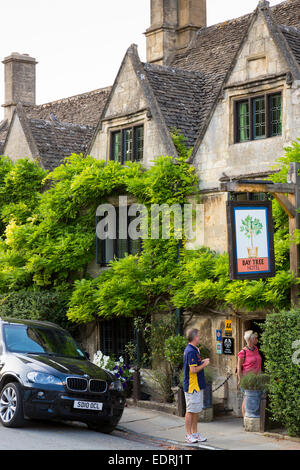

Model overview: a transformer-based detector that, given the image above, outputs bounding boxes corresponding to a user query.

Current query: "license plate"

[73,400,103,411]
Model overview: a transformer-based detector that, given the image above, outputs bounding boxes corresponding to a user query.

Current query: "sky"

[0,0,284,119]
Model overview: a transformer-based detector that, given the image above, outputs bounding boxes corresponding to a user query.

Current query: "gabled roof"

[0,120,9,154]
[143,63,213,148]
[4,0,300,171]
[26,87,111,127]
[1,86,110,169]
[2,104,95,171]
[88,44,178,158]
[167,0,300,160]
[279,24,300,66]
[171,0,300,74]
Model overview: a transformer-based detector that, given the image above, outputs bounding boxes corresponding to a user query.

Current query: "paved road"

[0,419,162,450]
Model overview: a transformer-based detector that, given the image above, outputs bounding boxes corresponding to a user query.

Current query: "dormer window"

[234,92,282,143]
[110,125,144,163]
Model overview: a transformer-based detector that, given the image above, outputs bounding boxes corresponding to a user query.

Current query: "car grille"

[66,377,88,392]
[66,377,107,394]
[89,380,107,393]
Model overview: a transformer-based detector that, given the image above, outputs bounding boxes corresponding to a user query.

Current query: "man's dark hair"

[187,328,199,342]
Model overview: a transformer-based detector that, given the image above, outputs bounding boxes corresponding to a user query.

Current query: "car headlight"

[109,380,123,392]
[27,371,62,385]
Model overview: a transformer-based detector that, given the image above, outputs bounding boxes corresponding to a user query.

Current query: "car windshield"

[3,324,86,359]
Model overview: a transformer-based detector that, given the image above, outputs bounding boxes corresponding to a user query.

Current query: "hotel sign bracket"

[220,162,300,304]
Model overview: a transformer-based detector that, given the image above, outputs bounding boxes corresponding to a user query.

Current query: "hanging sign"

[222,337,235,355]
[224,320,232,337]
[226,201,275,280]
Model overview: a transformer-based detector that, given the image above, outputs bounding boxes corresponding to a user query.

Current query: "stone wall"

[193,11,300,253]
[4,113,34,161]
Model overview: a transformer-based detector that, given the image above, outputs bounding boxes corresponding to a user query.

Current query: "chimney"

[145,0,207,65]
[2,52,38,121]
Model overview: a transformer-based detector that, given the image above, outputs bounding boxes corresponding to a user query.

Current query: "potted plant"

[240,372,269,418]
[240,215,263,258]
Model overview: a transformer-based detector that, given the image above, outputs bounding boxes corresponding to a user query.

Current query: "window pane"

[112,131,122,162]
[238,101,250,142]
[270,94,282,136]
[100,318,134,361]
[251,192,267,201]
[117,239,128,258]
[253,97,266,139]
[124,129,133,162]
[96,212,116,265]
[103,239,115,264]
[130,238,140,255]
[135,126,144,161]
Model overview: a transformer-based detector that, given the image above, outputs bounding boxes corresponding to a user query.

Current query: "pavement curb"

[262,431,300,443]
[125,398,177,416]
[116,424,223,451]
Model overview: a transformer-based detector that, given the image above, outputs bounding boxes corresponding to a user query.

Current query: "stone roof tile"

[143,63,214,148]
[27,118,94,171]
[169,0,300,150]
[279,24,300,66]
[26,86,111,127]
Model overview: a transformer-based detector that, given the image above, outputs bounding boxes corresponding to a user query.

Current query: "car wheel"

[0,382,25,428]
[87,421,117,434]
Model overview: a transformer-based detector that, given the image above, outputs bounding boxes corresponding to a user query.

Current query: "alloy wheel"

[0,386,17,423]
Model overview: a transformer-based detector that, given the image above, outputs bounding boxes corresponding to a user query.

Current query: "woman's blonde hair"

[244,330,258,343]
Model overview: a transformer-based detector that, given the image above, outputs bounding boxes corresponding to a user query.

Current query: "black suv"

[0,318,125,433]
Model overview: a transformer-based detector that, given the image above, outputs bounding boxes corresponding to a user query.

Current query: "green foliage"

[171,247,293,313]
[0,149,198,296]
[270,138,300,183]
[240,372,269,391]
[0,289,71,330]
[170,128,193,162]
[0,133,299,326]
[0,157,46,235]
[261,309,300,436]
[164,335,187,369]
[146,314,177,363]
[269,139,300,270]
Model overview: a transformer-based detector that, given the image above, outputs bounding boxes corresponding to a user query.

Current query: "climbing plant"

[0,134,299,325]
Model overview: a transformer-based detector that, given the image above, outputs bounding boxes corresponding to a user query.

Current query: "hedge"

[261,309,300,436]
[0,289,72,331]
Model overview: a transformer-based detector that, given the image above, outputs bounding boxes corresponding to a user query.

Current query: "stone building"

[84,0,300,413]
[1,0,300,413]
[0,52,110,170]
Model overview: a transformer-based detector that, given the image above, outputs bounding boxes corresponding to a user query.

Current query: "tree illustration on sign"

[240,215,263,258]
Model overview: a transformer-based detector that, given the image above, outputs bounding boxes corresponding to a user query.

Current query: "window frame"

[110,124,144,164]
[234,91,282,143]
[100,318,135,361]
[96,206,143,267]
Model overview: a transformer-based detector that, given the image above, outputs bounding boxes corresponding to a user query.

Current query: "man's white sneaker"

[185,434,198,444]
[192,433,207,442]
